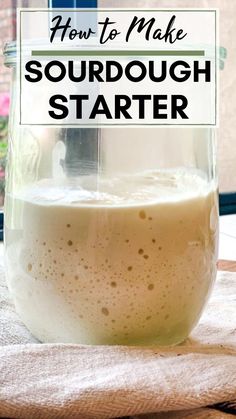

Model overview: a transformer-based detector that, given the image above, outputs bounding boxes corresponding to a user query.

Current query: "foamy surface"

[17,169,212,207]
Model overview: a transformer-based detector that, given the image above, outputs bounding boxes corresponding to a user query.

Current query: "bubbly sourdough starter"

[5,170,218,345]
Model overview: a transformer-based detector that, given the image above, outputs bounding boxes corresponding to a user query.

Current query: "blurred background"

[0,0,235,211]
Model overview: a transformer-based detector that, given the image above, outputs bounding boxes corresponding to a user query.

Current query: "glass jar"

[4,42,218,345]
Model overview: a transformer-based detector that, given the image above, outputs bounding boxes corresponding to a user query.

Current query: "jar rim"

[3,38,106,67]
[4,40,227,70]
[3,41,17,67]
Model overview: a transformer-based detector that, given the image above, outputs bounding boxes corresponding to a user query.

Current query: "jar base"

[24,321,190,347]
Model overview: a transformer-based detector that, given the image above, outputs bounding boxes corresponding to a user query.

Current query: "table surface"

[218,260,236,272]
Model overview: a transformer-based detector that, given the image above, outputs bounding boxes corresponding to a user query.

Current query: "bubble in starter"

[139,210,146,219]
[101,307,109,316]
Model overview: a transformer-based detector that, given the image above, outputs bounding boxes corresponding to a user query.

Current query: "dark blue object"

[48,0,98,35]
[49,0,97,7]
[0,212,3,242]
[219,192,236,215]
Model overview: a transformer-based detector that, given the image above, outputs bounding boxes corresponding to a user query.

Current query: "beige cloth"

[0,259,235,418]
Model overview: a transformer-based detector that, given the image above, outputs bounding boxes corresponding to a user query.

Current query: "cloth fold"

[0,259,236,418]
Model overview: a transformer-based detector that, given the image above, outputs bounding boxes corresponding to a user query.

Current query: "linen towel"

[0,256,235,418]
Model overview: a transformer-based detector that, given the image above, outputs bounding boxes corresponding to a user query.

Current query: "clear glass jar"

[4,42,218,345]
